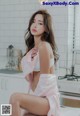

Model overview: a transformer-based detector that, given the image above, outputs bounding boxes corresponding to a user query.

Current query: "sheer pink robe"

[21,48,61,116]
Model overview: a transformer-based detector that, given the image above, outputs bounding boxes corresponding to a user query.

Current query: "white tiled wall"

[67,5,74,75]
[67,3,80,76]
[74,4,80,75]
[0,0,69,76]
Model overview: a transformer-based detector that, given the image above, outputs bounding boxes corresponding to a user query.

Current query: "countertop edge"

[0,73,25,79]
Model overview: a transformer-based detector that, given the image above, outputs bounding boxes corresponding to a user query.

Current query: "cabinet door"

[0,77,9,104]
[0,76,29,104]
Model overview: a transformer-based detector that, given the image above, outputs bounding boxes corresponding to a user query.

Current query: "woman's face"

[30,14,45,36]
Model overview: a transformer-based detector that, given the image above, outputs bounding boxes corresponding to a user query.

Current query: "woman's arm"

[39,42,51,74]
[25,47,38,81]
[21,47,38,81]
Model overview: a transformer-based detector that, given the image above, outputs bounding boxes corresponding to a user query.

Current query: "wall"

[0,0,68,76]
[67,2,80,76]
[67,4,74,75]
[74,4,80,75]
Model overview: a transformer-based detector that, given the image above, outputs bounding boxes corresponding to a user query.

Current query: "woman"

[9,9,60,116]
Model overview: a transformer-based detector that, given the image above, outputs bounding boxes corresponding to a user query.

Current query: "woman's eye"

[32,20,43,25]
[39,23,43,25]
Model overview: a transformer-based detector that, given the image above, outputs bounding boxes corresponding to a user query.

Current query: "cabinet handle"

[1,79,4,90]
[58,85,60,89]
[5,79,8,90]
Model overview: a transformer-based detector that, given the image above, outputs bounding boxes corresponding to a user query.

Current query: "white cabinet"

[57,79,80,107]
[0,75,29,104]
[58,79,80,94]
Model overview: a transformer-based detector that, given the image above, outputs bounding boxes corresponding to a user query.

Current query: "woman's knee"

[9,92,20,104]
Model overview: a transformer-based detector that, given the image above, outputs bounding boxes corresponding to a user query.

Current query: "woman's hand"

[25,72,34,82]
[31,47,38,61]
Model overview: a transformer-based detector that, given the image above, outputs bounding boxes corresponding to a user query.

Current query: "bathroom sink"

[0,69,22,74]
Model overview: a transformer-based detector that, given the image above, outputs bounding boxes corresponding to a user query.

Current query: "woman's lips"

[32,29,37,32]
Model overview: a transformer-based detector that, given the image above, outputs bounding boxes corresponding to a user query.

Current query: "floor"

[61,106,80,116]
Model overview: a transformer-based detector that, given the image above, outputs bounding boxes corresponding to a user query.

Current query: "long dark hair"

[24,9,59,63]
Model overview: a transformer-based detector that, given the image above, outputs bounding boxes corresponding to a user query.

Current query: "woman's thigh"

[23,112,37,116]
[11,92,50,115]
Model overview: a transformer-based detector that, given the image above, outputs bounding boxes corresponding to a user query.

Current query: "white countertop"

[0,72,24,78]
[58,77,80,83]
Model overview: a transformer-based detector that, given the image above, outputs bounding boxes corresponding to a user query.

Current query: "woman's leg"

[9,92,50,116]
[23,112,37,116]
[23,112,47,116]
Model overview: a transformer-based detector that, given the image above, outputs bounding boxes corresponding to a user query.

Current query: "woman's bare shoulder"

[39,41,54,59]
[38,41,51,61]
[39,41,51,50]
